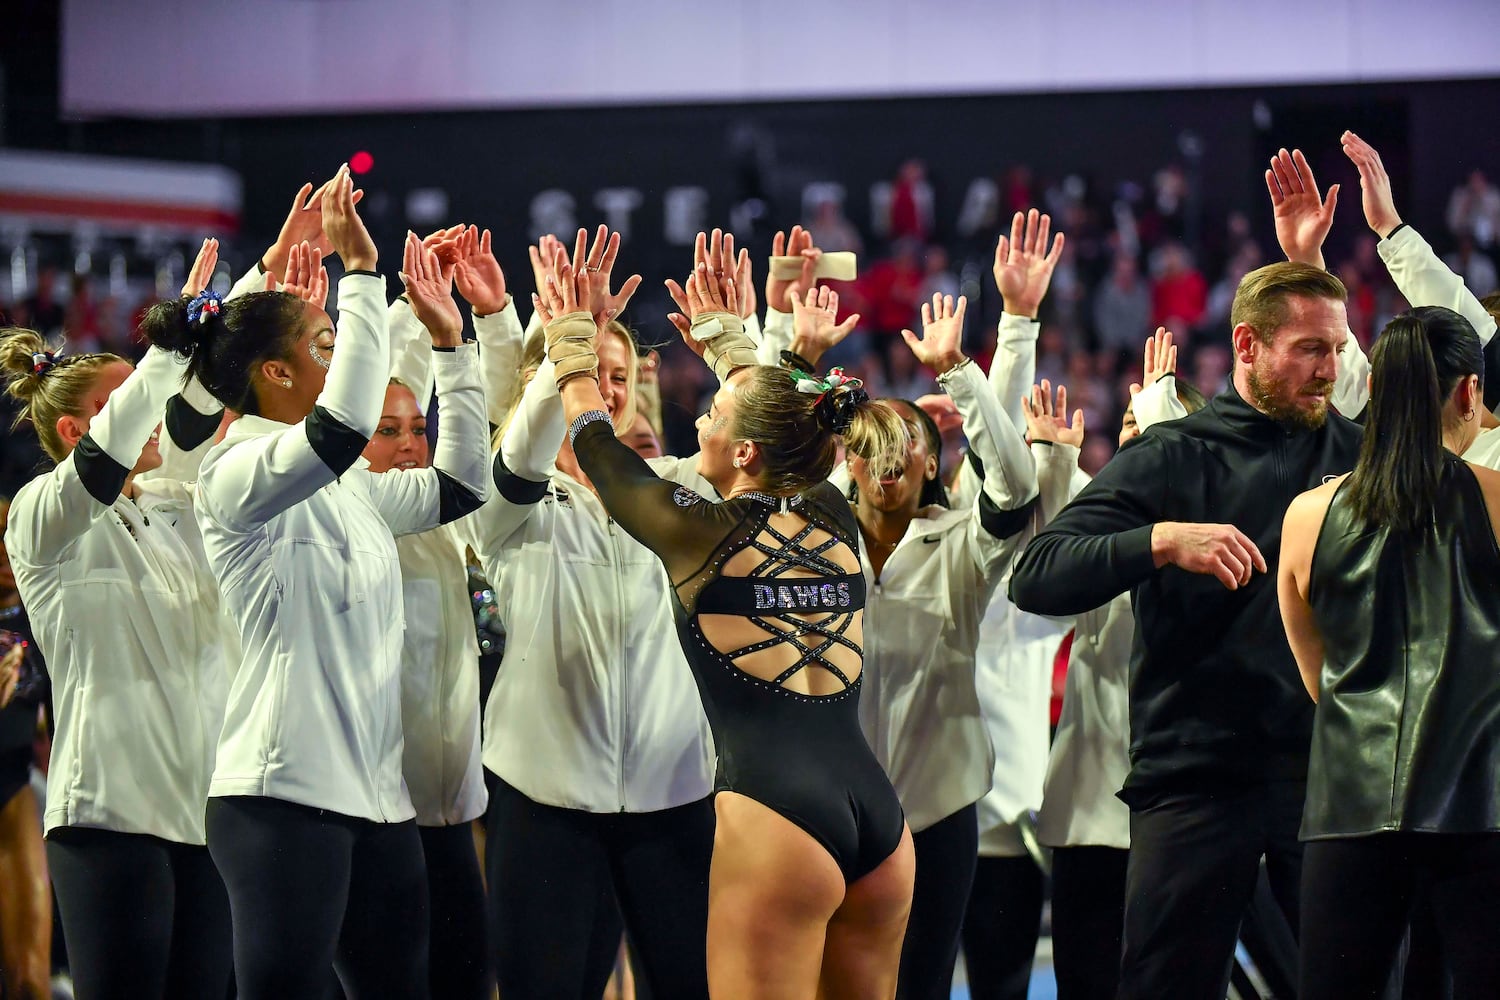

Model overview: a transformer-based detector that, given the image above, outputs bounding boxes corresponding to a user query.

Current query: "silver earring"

[732,458,744,469]
[282,379,294,388]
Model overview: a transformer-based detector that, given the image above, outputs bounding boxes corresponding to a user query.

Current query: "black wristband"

[779,349,816,374]
[1384,222,1409,241]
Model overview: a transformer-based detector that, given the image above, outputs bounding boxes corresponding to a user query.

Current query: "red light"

[350,151,374,175]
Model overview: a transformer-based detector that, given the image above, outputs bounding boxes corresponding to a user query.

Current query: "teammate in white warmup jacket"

[143,170,491,999]
[1,242,230,1000]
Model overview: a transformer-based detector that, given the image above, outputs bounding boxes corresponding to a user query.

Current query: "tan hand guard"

[545,311,599,386]
[689,312,759,382]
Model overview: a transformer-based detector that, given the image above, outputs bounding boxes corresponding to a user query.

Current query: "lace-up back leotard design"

[571,416,906,882]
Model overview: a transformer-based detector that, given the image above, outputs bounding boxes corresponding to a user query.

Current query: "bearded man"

[1010,260,1363,999]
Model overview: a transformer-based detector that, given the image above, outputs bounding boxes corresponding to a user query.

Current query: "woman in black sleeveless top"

[1279,305,1500,999]
[538,245,925,998]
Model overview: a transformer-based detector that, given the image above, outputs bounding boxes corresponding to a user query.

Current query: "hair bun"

[817,383,869,434]
[140,294,213,357]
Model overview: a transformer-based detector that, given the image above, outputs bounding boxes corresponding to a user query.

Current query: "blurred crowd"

[653,161,1500,473]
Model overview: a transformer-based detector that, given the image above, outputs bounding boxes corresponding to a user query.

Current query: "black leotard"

[572,414,905,882]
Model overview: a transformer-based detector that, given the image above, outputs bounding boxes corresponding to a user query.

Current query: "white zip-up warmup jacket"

[382,297,523,827]
[462,351,716,814]
[8,346,226,843]
[1031,376,1193,850]
[196,272,490,824]
[855,356,1043,834]
[967,437,1082,856]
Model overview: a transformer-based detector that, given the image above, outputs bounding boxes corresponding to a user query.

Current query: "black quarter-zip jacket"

[1009,384,1363,800]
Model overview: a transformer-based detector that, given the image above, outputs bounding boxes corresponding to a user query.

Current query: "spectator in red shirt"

[1149,242,1207,332]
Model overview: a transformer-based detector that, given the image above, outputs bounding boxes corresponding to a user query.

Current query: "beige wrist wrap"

[545,311,599,386]
[689,312,759,382]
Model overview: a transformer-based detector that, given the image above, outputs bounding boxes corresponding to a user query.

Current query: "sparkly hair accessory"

[789,367,867,433]
[186,289,223,326]
[31,350,61,375]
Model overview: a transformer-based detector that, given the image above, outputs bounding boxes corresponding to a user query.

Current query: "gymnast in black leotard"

[543,242,916,998]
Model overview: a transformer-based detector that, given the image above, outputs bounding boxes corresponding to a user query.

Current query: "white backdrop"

[62,0,1500,117]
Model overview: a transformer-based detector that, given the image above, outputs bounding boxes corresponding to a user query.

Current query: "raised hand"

[1021,379,1085,447]
[789,286,859,367]
[528,234,565,301]
[320,165,378,273]
[1143,327,1177,385]
[400,232,462,346]
[1340,131,1403,238]
[182,237,219,297]
[421,225,467,270]
[1266,147,1339,269]
[1151,521,1268,591]
[281,241,329,310]
[766,226,820,313]
[570,225,643,321]
[453,226,509,315]
[665,257,739,328]
[263,175,366,279]
[532,247,596,327]
[900,293,968,375]
[993,209,1065,319]
[728,232,756,321]
[534,249,602,386]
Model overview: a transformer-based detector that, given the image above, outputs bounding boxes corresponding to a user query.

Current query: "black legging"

[898,802,979,1000]
[1300,832,1500,1000]
[418,823,489,1000]
[46,826,231,1000]
[206,795,429,1000]
[483,770,713,1000]
[1046,846,1127,1000]
[959,853,1045,1000]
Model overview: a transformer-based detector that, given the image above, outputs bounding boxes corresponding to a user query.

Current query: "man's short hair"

[1230,262,1348,344]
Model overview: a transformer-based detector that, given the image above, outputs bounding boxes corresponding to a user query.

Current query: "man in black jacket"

[1010,260,1362,999]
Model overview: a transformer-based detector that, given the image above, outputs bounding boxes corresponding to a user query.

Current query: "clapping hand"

[1340,131,1402,239]
[664,257,740,361]
[400,232,463,347]
[900,293,968,375]
[182,238,219,298]
[1266,148,1339,270]
[264,174,366,280]
[993,209,1065,319]
[448,226,508,316]
[1021,379,1085,448]
[320,165,377,273]
[531,247,597,327]
[277,241,329,310]
[528,234,563,300]
[766,226,820,313]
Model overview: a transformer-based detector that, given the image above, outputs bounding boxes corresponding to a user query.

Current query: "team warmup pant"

[46,827,231,1000]
[483,770,714,1000]
[1118,780,1304,1000]
[1047,845,1128,1000]
[959,852,1045,1000]
[898,802,978,1000]
[1300,832,1500,1000]
[207,795,429,1000]
[418,822,490,1000]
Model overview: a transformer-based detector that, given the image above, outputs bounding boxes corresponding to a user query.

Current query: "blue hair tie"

[186,289,223,326]
[31,350,60,375]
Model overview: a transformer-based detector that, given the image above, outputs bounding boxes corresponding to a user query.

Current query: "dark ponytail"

[1344,306,1483,532]
[140,290,305,416]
